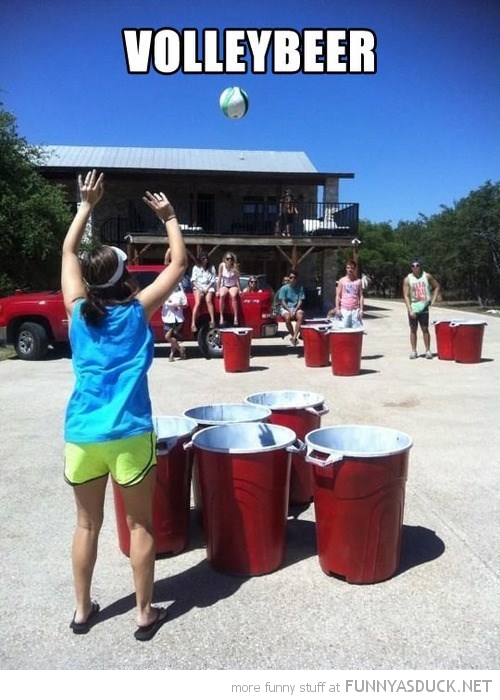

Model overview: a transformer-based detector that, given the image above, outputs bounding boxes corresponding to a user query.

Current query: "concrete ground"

[0,299,498,671]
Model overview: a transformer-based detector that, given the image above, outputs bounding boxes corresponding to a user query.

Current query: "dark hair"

[80,246,139,326]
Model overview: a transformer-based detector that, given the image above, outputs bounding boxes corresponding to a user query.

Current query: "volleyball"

[219,87,249,119]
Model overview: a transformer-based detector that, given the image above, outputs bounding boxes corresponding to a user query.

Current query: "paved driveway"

[0,300,498,671]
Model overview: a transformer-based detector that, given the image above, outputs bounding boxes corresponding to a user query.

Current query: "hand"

[142,191,176,222]
[78,170,104,206]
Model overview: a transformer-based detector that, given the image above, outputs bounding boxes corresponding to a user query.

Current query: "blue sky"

[1,0,499,224]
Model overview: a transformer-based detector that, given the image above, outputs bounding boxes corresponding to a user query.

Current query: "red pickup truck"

[0,265,278,360]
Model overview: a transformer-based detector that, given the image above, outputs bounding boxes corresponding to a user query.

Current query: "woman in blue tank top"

[61,170,187,641]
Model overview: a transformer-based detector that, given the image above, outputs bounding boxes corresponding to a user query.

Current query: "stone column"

[322,248,338,313]
[324,178,339,208]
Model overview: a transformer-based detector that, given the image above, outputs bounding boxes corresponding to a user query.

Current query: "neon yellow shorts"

[64,431,157,487]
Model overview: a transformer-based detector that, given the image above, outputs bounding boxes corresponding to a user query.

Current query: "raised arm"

[61,170,105,314]
[139,192,187,321]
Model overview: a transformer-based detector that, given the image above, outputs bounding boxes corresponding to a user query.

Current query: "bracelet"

[165,214,177,222]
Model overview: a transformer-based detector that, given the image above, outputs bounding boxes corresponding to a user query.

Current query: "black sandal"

[70,601,100,634]
[134,607,168,642]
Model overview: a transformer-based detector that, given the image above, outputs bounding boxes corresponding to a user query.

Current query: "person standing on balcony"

[277,188,298,237]
[190,251,216,332]
[327,259,364,328]
[61,171,187,642]
[403,259,440,359]
[278,270,305,345]
[217,251,241,326]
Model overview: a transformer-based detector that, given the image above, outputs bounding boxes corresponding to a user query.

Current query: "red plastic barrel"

[245,391,328,506]
[112,416,197,558]
[190,422,298,575]
[306,425,412,584]
[301,325,330,367]
[219,327,252,372]
[329,328,364,376]
[433,320,456,360]
[451,321,487,364]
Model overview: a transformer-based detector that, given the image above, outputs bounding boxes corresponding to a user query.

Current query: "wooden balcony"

[100,200,359,265]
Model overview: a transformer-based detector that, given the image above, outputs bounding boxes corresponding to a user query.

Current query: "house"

[39,145,359,309]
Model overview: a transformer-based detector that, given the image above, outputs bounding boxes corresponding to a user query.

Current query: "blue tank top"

[65,299,154,443]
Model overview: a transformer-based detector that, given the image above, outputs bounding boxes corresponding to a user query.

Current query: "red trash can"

[245,391,328,506]
[306,425,412,584]
[219,327,252,372]
[329,328,364,376]
[301,325,330,367]
[451,320,487,364]
[183,403,272,518]
[189,422,300,575]
[112,415,197,558]
[433,320,458,360]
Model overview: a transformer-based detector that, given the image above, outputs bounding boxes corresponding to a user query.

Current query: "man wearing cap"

[403,259,440,359]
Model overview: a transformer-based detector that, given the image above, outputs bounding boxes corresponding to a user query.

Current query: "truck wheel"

[197,325,223,359]
[15,322,49,360]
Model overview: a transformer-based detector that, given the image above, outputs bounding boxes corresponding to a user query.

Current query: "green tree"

[355,220,408,297]
[358,182,500,304]
[407,182,500,302]
[0,103,72,296]
[452,181,500,303]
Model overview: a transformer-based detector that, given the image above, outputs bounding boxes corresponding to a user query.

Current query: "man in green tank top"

[403,259,440,359]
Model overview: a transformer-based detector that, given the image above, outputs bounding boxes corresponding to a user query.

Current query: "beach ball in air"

[219,87,249,119]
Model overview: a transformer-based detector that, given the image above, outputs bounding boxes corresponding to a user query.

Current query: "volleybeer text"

[122,28,377,75]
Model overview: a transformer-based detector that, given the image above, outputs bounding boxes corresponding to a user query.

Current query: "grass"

[0,345,16,361]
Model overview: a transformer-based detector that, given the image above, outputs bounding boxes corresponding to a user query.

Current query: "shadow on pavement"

[95,523,444,627]
[97,510,318,626]
[398,524,445,574]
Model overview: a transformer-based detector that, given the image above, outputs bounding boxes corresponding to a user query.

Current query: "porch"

[99,200,359,245]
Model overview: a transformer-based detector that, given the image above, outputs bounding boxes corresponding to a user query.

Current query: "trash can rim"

[245,390,326,410]
[305,424,413,458]
[192,422,297,454]
[327,327,365,334]
[218,326,253,333]
[153,415,199,440]
[433,318,465,325]
[183,403,272,425]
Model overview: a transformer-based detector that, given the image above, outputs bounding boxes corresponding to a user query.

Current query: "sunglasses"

[249,279,257,283]
[411,263,420,268]
[225,257,234,261]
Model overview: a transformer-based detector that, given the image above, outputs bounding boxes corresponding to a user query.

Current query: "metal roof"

[39,145,323,175]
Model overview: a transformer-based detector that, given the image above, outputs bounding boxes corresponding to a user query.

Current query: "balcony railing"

[100,201,359,244]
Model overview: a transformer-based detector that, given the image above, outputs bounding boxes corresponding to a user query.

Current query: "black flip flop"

[70,601,100,634]
[134,607,168,642]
